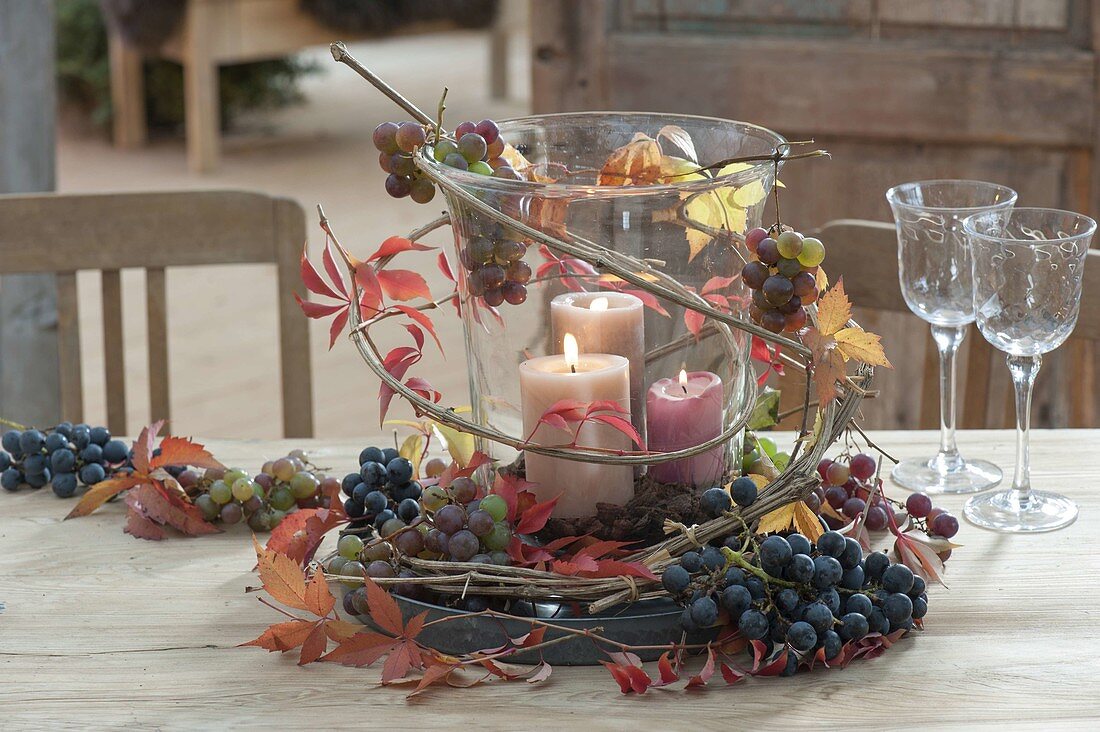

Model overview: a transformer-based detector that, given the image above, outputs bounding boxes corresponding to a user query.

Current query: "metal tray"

[335,585,714,666]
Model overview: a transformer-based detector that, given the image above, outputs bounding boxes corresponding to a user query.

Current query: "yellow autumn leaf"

[732,180,768,208]
[757,503,799,535]
[747,473,770,489]
[815,266,828,293]
[598,133,664,186]
[398,433,425,479]
[431,406,475,467]
[814,279,852,336]
[793,501,825,541]
[834,327,892,367]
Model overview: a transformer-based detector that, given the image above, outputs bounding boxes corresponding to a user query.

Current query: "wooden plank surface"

[1,430,1098,728]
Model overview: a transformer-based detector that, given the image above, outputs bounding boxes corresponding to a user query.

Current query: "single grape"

[397,497,420,523]
[360,461,386,487]
[701,546,725,571]
[821,629,843,662]
[738,609,770,640]
[865,505,889,531]
[825,462,850,486]
[912,596,928,619]
[220,502,243,524]
[761,309,785,333]
[442,152,468,170]
[786,533,812,556]
[883,592,914,626]
[454,121,477,138]
[423,458,446,478]
[908,575,927,599]
[803,493,822,514]
[787,620,817,652]
[433,138,458,162]
[760,535,793,567]
[385,457,413,485]
[745,577,766,600]
[474,118,499,144]
[268,458,293,482]
[741,261,769,289]
[52,472,79,498]
[447,529,479,561]
[803,602,834,634]
[364,490,388,515]
[288,471,318,499]
[881,563,915,594]
[395,529,425,556]
[776,587,800,614]
[931,512,959,538]
[501,282,527,305]
[775,230,804,259]
[848,453,876,481]
[700,486,732,518]
[690,596,719,627]
[372,122,400,153]
[728,476,758,508]
[816,530,845,558]
[812,555,843,589]
[434,504,465,535]
[468,160,493,176]
[338,533,364,561]
[483,522,511,551]
[19,429,46,455]
[479,493,507,522]
[745,227,768,253]
[777,294,802,315]
[421,485,449,512]
[80,444,102,464]
[457,133,488,163]
[864,551,890,582]
[797,237,825,267]
[194,493,219,520]
[395,122,426,152]
[905,492,933,518]
[467,509,495,537]
[756,238,780,265]
[447,477,475,505]
[78,462,106,486]
[50,449,76,474]
[662,565,691,594]
[720,584,751,617]
[269,486,296,511]
[839,538,863,571]
[486,136,505,158]
[784,308,808,332]
[208,480,232,505]
[791,272,817,301]
[385,174,412,198]
[842,496,866,520]
[776,256,802,278]
[408,177,436,204]
[762,275,794,306]
[390,153,416,177]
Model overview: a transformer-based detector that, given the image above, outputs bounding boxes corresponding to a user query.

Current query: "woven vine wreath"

[310,56,880,612]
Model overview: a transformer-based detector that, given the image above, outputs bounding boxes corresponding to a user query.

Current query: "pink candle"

[550,292,646,446]
[519,334,633,518]
[646,370,725,487]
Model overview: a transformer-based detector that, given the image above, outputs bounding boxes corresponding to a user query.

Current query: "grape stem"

[720,546,797,588]
[330,42,437,128]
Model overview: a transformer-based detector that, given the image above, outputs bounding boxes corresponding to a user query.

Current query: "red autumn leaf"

[321,631,399,667]
[651,652,679,687]
[702,274,738,295]
[750,336,785,386]
[393,305,443,354]
[527,662,553,684]
[377,269,431,302]
[407,662,456,698]
[404,377,441,406]
[509,626,547,648]
[321,238,348,297]
[265,507,346,567]
[130,420,166,475]
[586,413,644,450]
[600,661,651,694]
[301,243,344,300]
[355,262,385,315]
[550,554,600,575]
[124,509,165,540]
[295,297,344,319]
[894,531,947,586]
[241,618,319,653]
[622,288,669,318]
[685,646,716,688]
[378,346,422,425]
[150,435,224,470]
[751,645,789,677]
[573,539,635,559]
[514,496,559,534]
[684,306,705,339]
[579,558,658,581]
[381,639,424,683]
[600,662,633,694]
[368,235,433,262]
[364,578,405,637]
[720,662,745,685]
[298,622,330,665]
[437,251,456,283]
[127,482,220,538]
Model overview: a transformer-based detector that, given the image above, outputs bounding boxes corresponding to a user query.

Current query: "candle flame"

[679,368,688,394]
[564,333,579,371]
[590,296,609,311]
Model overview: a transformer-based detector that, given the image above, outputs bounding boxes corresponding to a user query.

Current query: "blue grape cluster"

[341,446,423,535]
[0,423,130,498]
[662,529,928,675]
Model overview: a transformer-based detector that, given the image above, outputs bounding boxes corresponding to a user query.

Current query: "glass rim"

[962,206,1097,246]
[885,179,1018,214]
[418,111,788,198]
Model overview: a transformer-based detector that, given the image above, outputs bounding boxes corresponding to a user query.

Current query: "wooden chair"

[0,190,314,437]
[812,219,1100,429]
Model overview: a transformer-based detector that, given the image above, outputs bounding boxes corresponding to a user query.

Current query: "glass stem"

[929,324,966,472]
[1006,354,1041,507]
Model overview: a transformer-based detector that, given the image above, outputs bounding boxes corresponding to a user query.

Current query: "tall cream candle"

[550,291,646,447]
[519,334,633,518]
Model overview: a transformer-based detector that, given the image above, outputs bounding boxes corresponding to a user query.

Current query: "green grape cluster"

[186,450,336,532]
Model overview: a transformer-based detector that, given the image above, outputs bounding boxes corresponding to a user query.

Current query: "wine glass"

[885,180,1016,493]
[961,207,1094,532]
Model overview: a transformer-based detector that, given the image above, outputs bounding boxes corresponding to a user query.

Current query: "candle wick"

[570,364,576,374]
[681,384,688,394]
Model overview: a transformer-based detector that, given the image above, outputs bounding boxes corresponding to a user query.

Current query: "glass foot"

[964,489,1078,533]
[891,456,1002,495]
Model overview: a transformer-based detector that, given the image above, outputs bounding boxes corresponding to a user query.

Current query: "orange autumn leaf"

[756,500,824,540]
[598,133,664,186]
[242,619,318,652]
[803,279,890,404]
[364,578,406,637]
[65,475,144,519]
[299,623,330,665]
[253,535,309,612]
[303,570,336,617]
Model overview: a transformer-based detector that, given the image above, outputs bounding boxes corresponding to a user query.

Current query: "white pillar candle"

[550,291,646,447]
[519,334,634,518]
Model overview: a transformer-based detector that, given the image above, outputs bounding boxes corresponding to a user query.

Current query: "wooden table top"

[2,430,1097,729]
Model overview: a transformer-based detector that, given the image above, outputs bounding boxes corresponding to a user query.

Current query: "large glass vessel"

[419,112,785,488]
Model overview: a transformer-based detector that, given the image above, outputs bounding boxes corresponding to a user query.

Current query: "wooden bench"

[108,0,514,172]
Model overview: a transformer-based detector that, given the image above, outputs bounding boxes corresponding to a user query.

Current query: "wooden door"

[531,0,1100,428]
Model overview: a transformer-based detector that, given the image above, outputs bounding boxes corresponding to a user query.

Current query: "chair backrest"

[814,219,1100,429]
[0,190,313,437]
